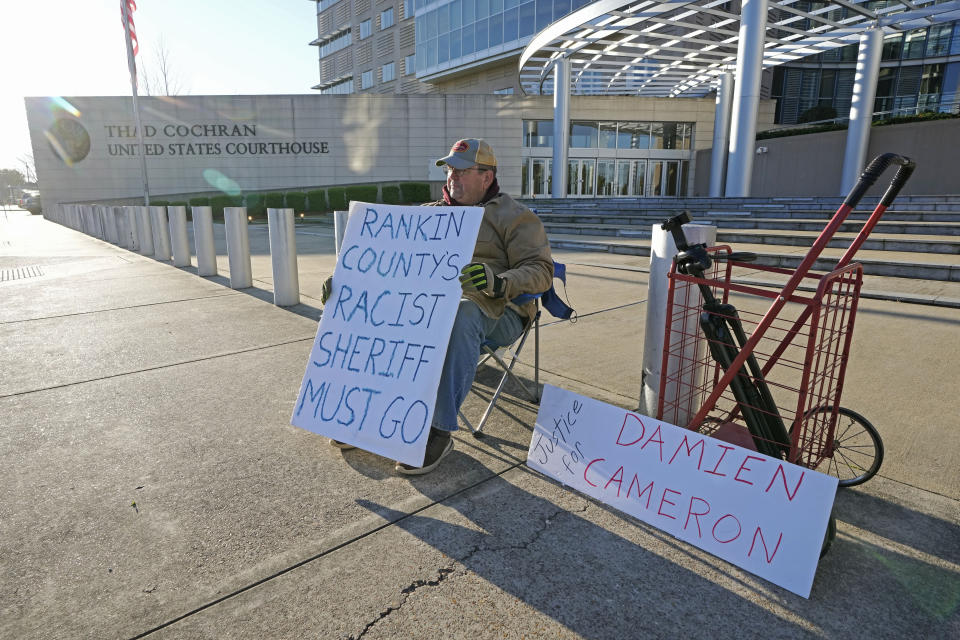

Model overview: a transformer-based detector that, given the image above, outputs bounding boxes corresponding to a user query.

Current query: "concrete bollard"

[224,207,252,289]
[97,205,109,240]
[95,205,105,239]
[639,222,717,424]
[110,207,129,249]
[334,210,349,254]
[136,206,154,254]
[80,205,94,236]
[150,205,172,261]
[192,206,217,276]
[125,206,140,250]
[267,208,300,306]
[168,206,191,267]
[116,207,130,248]
[89,205,99,237]
[103,206,119,244]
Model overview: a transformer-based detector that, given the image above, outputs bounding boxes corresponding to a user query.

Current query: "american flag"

[121,0,138,56]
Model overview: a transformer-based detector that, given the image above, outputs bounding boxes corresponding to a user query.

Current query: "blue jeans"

[432,299,526,431]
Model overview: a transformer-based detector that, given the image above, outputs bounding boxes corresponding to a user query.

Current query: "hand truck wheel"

[820,510,837,558]
[802,406,884,487]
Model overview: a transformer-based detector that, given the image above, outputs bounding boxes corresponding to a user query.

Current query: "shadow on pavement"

[355,457,959,638]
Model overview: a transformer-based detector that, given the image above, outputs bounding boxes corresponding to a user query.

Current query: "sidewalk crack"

[352,565,457,639]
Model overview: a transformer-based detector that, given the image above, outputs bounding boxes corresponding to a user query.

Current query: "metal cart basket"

[656,153,915,489]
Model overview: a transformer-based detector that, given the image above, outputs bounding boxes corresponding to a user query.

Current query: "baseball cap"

[435,138,497,170]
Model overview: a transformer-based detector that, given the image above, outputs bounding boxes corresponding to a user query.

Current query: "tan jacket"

[428,192,553,322]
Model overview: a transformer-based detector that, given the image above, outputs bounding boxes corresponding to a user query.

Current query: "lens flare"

[48,97,81,117]
[202,168,241,196]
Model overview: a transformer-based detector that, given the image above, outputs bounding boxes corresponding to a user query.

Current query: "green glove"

[459,263,505,298]
[321,276,333,305]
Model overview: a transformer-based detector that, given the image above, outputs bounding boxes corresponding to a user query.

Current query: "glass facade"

[772,21,960,124]
[316,30,352,60]
[521,119,693,197]
[414,0,593,75]
[525,120,694,150]
[318,77,354,95]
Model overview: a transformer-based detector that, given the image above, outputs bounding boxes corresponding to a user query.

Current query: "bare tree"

[18,155,37,184]
[138,37,187,96]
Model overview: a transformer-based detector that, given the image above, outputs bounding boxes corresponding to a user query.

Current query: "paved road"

[1,210,957,639]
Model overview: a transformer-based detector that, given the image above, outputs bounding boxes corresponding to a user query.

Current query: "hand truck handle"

[843,153,916,211]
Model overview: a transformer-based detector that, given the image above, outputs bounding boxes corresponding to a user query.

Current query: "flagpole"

[122,1,150,205]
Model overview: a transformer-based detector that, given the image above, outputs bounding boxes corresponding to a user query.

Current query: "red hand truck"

[656,153,914,518]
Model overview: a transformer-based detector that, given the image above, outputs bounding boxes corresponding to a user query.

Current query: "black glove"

[321,276,332,304]
[459,263,505,298]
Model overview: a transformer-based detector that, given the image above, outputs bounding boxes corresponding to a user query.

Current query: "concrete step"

[547,233,960,282]
[542,223,960,254]
[534,208,960,223]
[539,213,960,230]
[523,196,960,213]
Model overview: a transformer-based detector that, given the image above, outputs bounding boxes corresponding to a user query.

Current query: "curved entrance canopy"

[519,0,960,97]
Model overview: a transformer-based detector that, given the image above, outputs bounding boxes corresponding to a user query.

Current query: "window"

[318,0,343,12]
[318,76,354,95]
[381,6,395,30]
[875,67,896,115]
[926,24,952,57]
[903,28,927,59]
[382,61,396,83]
[493,87,514,94]
[361,69,374,89]
[569,121,598,148]
[523,120,553,147]
[882,33,903,61]
[617,122,650,149]
[519,1,535,38]
[403,0,412,20]
[598,122,617,149]
[316,29,352,59]
[359,19,372,39]
[650,122,665,149]
[404,53,415,75]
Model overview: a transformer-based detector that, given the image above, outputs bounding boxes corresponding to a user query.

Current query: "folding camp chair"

[459,261,575,437]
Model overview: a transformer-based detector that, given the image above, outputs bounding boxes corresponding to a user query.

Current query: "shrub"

[345,185,378,204]
[285,191,306,212]
[756,122,848,140]
[151,199,169,207]
[327,186,348,211]
[264,192,285,208]
[246,193,266,218]
[381,185,400,205]
[874,111,959,127]
[188,196,210,209]
[400,182,432,204]
[306,189,327,212]
[210,194,242,220]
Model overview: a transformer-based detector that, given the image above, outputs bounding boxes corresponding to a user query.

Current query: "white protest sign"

[527,385,838,598]
[291,201,483,466]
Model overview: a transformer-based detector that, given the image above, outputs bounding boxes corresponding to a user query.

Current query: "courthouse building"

[24,1,959,207]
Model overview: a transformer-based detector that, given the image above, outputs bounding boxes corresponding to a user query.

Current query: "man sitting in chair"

[324,138,554,475]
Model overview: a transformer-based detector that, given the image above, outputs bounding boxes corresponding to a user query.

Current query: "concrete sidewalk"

[1,210,957,639]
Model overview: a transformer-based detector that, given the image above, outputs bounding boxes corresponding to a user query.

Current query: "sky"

[0,0,318,176]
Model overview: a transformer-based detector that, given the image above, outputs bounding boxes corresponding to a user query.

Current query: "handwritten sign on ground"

[527,385,838,598]
[292,201,482,466]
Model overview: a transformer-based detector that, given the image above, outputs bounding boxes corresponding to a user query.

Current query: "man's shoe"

[330,439,356,450]
[395,429,454,475]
